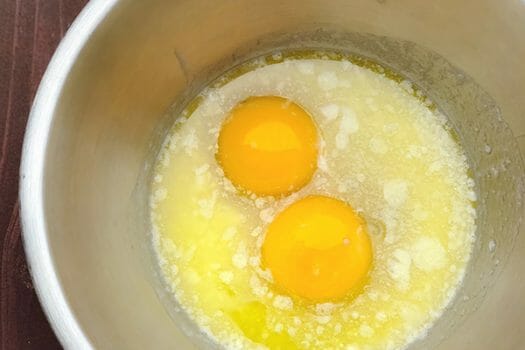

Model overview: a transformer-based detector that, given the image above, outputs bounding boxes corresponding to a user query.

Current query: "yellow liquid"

[150,57,476,350]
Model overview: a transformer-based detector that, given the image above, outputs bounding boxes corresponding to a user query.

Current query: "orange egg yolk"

[262,195,373,301]
[217,96,318,197]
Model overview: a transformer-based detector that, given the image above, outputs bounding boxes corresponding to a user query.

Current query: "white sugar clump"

[183,246,196,262]
[232,243,248,269]
[337,182,349,194]
[257,267,273,282]
[315,315,332,324]
[367,291,379,301]
[222,226,237,241]
[250,226,263,237]
[406,144,428,159]
[154,188,167,201]
[334,323,342,334]
[186,269,201,284]
[319,103,340,122]
[256,234,265,249]
[399,80,414,94]
[318,155,329,172]
[382,208,399,244]
[254,198,266,209]
[221,177,237,193]
[400,305,422,324]
[249,275,268,297]
[157,148,170,168]
[335,108,359,150]
[160,238,180,259]
[376,312,387,322]
[168,133,180,151]
[359,324,374,337]
[412,237,447,271]
[195,164,210,176]
[259,208,275,223]
[219,271,234,284]
[315,303,337,315]
[297,62,314,75]
[248,256,260,267]
[274,323,284,333]
[383,180,408,207]
[182,129,198,155]
[427,161,444,174]
[208,126,219,136]
[273,295,293,310]
[387,249,412,290]
[197,194,217,219]
[488,239,496,252]
[317,71,339,90]
[170,264,179,276]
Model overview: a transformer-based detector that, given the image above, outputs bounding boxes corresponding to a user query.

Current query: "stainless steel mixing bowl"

[20,0,525,349]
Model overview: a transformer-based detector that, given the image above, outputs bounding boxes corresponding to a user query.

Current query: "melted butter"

[150,54,476,350]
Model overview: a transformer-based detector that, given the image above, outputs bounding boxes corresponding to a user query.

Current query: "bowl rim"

[19,1,118,349]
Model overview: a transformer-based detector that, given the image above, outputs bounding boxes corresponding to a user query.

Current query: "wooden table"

[0,1,88,348]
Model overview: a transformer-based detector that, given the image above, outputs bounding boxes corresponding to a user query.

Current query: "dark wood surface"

[0,1,87,349]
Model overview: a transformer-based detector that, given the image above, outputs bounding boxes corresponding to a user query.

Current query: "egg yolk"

[262,195,373,301]
[217,96,318,197]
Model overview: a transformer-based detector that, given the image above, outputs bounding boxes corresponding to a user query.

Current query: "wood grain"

[0,1,87,349]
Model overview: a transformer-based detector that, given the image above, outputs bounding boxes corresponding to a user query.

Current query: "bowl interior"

[23,1,525,349]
